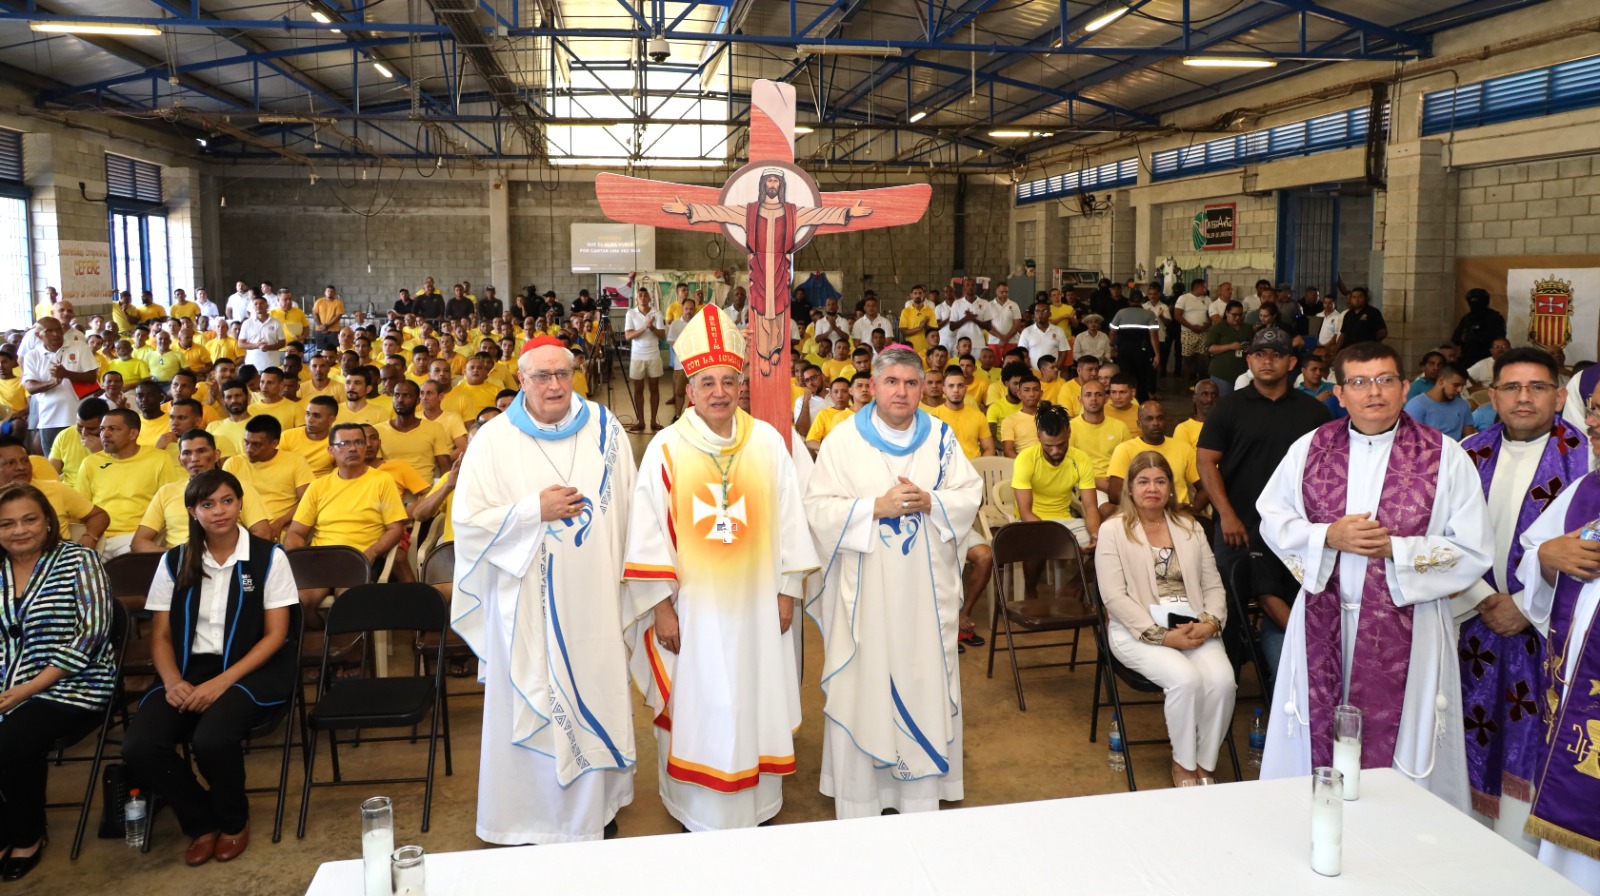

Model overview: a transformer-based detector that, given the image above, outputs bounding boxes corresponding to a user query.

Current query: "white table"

[306,770,1582,895]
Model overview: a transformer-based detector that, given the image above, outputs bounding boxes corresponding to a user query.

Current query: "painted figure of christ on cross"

[595,79,931,442]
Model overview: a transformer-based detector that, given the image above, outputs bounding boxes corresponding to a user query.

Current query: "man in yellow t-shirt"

[898,286,939,355]
[131,430,273,552]
[1173,379,1218,450]
[336,370,391,428]
[206,379,255,456]
[271,290,309,341]
[1103,372,1141,432]
[248,367,303,430]
[985,361,1028,434]
[1037,354,1069,406]
[285,421,408,620]
[301,353,343,402]
[225,415,315,539]
[0,348,26,426]
[132,381,171,450]
[177,327,211,374]
[374,380,452,484]
[50,399,104,489]
[105,340,150,384]
[312,286,346,344]
[1000,374,1043,457]
[78,408,185,557]
[1066,378,1130,493]
[0,436,108,546]
[1013,403,1100,543]
[167,289,200,320]
[1105,400,1204,509]
[361,423,431,497]
[136,291,167,321]
[442,355,501,419]
[281,395,340,478]
[1057,355,1099,418]
[419,379,468,458]
[929,368,994,459]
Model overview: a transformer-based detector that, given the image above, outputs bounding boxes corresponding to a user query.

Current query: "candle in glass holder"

[1311,767,1344,877]
[360,796,395,896]
[1333,704,1363,800]
[392,844,426,896]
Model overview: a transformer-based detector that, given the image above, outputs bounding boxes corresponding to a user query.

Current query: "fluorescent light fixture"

[793,126,814,135]
[795,44,902,57]
[908,110,927,123]
[308,9,341,32]
[1182,56,1278,68]
[373,62,394,78]
[551,158,724,168]
[1084,6,1130,32]
[988,130,1054,138]
[30,21,161,36]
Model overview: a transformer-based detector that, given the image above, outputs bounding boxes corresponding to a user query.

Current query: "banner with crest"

[1507,268,1600,365]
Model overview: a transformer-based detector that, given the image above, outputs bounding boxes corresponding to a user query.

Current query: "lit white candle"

[1332,736,1362,800]
[363,828,395,896]
[1310,767,1343,877]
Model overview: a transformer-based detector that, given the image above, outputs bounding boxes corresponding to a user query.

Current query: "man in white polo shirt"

[22,317,97,454]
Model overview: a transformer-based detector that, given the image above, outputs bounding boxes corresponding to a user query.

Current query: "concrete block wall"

[1454,154,1600,258]
[1156,194,1276,295]
[219,177,493,314]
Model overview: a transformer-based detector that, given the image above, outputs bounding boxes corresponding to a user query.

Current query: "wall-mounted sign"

[1192,203,1236,251]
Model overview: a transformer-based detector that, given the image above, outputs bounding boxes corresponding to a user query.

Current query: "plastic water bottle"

[124,788,148,849]
[1107,715,1126,772]
[1248,708,1266,768]
[1581,518,1600,542]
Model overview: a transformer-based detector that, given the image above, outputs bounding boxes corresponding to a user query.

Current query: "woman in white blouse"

[1094,452,1235,787]
[122,469,298,867]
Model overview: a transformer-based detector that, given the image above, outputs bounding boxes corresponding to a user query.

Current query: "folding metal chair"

[297,584,452,837]
[1089,596,1242,791]
[985,521,1096,711]
[44,601,130,859]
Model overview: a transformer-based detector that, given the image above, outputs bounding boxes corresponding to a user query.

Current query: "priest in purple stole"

[1256,342,1492,810]
[1456,347,1587,853]
[1515,376,1600,894]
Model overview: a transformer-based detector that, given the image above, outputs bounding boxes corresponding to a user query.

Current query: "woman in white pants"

[1094,451,1236,787]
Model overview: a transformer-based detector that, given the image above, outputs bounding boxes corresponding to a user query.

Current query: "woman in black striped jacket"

[0,482,116,882]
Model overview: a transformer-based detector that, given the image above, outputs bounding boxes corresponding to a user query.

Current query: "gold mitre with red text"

[673,304,746,377]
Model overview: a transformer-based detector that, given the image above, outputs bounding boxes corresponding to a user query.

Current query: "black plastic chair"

[1089,594,1242,792]
[297,584,452,838]
[985,521,1097,711]
[413,542,480,697]
[103,552,166,713]
[287,546,372,681]
[44,600,130,859]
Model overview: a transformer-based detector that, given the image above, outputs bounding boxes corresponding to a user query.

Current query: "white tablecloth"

[306,769,1581,895]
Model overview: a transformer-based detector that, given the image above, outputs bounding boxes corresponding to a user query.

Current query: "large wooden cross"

[596,79,932,443]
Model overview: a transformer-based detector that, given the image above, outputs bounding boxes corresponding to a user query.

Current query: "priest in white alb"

[1454,347,1586,852]
[450,335,637,843]
[806,345,983,818]
[1256,341,1492,809]
[623,305,819,831]
[1513,376,1600,894]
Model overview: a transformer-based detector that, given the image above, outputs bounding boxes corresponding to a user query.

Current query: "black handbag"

[98,762,128,839]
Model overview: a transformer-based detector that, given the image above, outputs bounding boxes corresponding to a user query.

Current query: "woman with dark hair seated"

[122,470,298,867]
[1095,451,1236,788]
[0,483,116,881]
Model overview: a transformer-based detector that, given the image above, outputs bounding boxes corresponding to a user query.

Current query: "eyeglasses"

[1339,375,1403,392]
[1586,403,1600,420]
[525,369,573,384]
[1490,382,1559,396]
[330,439,365,449]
